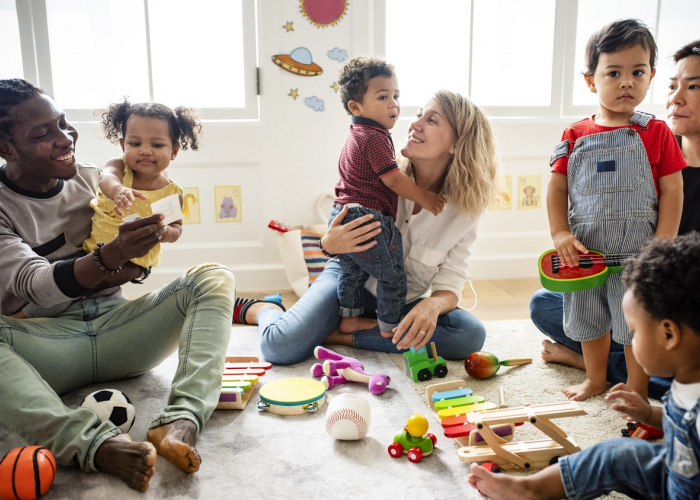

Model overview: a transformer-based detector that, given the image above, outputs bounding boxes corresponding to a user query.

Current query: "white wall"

[71,1,565,296]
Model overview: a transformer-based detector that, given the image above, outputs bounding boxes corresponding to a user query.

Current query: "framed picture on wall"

[182,187,201,225]
[215,186,242,223]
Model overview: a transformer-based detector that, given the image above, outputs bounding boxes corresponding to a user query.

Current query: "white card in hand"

[150,193,183,225]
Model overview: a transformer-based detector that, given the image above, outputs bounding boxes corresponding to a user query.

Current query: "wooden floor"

[243,277,541,322]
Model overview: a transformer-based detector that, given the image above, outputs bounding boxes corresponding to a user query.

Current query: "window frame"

[374,0,670,120]
[14,0,259,122]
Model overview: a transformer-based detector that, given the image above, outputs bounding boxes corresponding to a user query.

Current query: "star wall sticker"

[289,89,299,100]
[330,82,339,93]
[283,21,294,32]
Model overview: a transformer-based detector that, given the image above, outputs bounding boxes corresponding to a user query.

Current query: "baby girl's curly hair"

[101,99,202,151]
[338,56,395,115]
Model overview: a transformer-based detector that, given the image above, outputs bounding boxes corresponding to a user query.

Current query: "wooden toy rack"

[457,401,586,470]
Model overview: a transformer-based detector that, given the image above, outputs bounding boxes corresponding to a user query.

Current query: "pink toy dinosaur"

[310,346,390,395]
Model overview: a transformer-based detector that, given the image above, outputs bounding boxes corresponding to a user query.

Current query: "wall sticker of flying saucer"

[271,47,323,76]
[300,0,349,28]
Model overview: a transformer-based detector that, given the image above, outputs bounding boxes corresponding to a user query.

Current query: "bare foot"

[339,316,378,334]
[541,340,586,370]
[147,419,201,473]
[562,378,608,401]
[468,463,532,499]
[94,434,156,492]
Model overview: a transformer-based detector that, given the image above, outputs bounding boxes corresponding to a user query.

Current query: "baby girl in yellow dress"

[84,100,201,271]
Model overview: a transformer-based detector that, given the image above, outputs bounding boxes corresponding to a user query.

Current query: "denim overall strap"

[662,393,700,499]
[566,123,658,230]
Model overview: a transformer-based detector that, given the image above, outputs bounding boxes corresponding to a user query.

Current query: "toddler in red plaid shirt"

[329,57,445,337]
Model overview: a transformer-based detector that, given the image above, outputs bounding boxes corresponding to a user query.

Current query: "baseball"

[324,393,371,440]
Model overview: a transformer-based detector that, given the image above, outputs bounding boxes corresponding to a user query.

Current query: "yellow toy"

[388,414,437,463]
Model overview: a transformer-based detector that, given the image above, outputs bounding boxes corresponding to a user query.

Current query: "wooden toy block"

[217,356,270,410]
[431,388,473,402]
[457,401,586,470]
[433,395,485,411]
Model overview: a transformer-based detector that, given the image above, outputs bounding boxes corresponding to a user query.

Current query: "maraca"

[464,351,532,379]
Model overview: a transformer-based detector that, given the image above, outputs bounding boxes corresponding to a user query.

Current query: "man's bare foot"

[468,463,532,499]
[147,419,201,473]
[94,434,156,492]
[562,378,608,401]
[339,316,378,334]
[541,340,586,370]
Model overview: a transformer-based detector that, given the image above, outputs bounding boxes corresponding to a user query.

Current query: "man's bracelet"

[318,237,339,258]
[93,243,122,276]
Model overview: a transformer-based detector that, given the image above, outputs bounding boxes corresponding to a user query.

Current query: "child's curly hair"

[101,99,202,151]
[623,233,700,335]
[338,56,395,115]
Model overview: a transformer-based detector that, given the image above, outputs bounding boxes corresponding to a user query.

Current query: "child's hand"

[552,230,588,267]
[112,187,148,217]
[421,191,446,216]
[606,383,653,423]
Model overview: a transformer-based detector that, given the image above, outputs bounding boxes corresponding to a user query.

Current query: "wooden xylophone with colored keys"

[426,380,518,446]
[217,356,272,410]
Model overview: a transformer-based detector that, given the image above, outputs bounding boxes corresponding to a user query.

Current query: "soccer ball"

[80,389,135,433]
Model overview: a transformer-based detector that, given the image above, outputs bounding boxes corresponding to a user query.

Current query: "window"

[379,0,699,119]
[12,0,257,121]
[0,0,23,80]
[570,0,658,107]
[382,0,559,117]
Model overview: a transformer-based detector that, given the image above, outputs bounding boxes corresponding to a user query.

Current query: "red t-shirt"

[551,116,686,195]
[334,116,399,219]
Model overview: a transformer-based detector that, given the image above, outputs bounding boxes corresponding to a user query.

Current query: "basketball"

[0,446,56,500]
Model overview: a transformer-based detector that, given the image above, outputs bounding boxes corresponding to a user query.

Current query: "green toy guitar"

[538,249,634,293]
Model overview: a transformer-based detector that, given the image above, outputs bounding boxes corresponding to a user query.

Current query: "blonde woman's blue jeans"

[0,264,235,473]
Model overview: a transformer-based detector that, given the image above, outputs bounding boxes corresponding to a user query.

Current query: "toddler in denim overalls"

[467,233,700,500]
[546,19,685,402]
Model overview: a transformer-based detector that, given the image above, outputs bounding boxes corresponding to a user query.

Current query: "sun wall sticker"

[300,0,349,28]
[182,187,200,224]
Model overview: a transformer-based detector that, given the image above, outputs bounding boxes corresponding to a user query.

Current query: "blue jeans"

[0,264,235,472]
[560,437,667,500]
[530,288,671,399]
[329,204,406,332]
[258,259,486,365]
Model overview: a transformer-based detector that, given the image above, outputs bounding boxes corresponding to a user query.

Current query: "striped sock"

[232,297,286,325]
[233,297,257,324]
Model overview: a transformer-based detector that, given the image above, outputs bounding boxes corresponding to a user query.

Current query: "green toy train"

[403,342,448,382]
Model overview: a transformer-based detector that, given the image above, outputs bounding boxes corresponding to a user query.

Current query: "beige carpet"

[0,320,658,499]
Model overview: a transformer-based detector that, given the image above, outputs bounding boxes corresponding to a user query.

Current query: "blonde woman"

[245,91,499,364]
